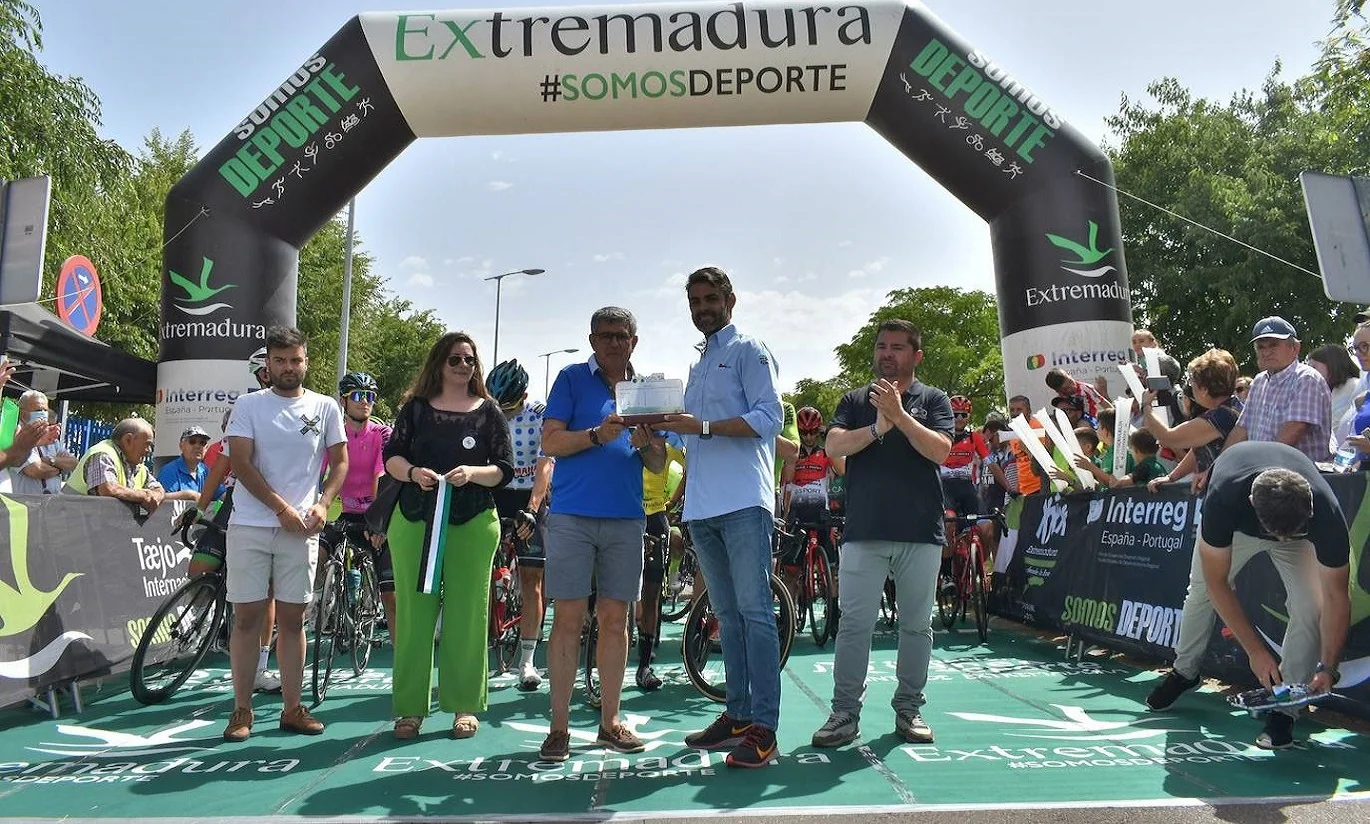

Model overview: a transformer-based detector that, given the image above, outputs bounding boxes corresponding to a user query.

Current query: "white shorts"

[226,525,318,605]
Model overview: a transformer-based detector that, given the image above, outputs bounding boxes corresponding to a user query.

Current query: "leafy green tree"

[294,215,446,421]
[787,287,1005,424]
[834,287,1005,414]
[0,0,131,274]
[1105,9,1370,371]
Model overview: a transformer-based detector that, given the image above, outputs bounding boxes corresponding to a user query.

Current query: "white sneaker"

[517,662,542,691]
[253,669,282,693]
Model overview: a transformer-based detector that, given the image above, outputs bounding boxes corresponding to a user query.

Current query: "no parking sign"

[55,254,102,337]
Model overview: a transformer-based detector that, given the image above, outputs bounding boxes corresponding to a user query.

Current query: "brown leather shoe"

[223,707,253,742]
[280,705,325,735]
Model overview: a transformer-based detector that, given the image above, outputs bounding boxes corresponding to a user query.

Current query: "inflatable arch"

[156,0,1131,455]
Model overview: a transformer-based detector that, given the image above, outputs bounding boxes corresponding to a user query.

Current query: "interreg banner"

[159,1,1131,451]
[999,478,1370,707]
[0,495,192,709]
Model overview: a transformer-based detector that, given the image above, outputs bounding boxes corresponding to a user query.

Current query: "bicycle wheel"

[935,556,958,630]
[880,577,898,627]
[681,573,796,702]
[311,562,342,704]
[351,555,380,676]
[583,615,602,708]
[970,537,990,643]
[490,581,522,674]
[659,549,696,622]
[130,573,226,705]
[808,550,835,647]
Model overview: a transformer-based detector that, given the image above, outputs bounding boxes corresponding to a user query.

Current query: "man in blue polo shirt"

[158,426,224,502]
[538,306,666,763]
[659,267,784,768]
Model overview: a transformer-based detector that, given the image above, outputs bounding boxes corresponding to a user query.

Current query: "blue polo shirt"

[545,356,644,519]
[156,456,223,499]
[682,324,783,521]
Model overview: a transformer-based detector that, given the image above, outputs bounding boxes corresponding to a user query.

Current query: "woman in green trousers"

[382,331,513,739]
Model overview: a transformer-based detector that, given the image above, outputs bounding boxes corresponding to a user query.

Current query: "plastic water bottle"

[346,568,361,602]
[494,565,512,597]
[1334,444,1358,472]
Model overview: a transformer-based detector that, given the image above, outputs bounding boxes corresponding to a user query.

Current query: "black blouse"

[385,397,514,525]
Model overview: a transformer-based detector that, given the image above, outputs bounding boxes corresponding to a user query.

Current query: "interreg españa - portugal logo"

[169,257,235,317]
[1046,221,1116,279]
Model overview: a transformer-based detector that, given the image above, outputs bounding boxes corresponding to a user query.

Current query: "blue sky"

[30,1,1332,396]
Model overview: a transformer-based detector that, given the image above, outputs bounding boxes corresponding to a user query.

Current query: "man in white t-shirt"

[222,327,347,742]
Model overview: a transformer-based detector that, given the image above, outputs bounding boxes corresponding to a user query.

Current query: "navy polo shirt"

[545,357,644,519]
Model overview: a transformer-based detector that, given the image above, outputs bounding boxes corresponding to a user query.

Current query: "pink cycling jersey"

[339,420,391,513]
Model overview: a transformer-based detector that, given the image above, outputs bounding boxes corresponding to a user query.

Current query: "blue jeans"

[688,506,781,729]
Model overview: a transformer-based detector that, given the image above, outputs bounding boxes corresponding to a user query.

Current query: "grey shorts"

[544,512,646,603]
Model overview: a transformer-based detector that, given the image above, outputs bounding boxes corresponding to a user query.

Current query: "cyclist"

[319,371,397,641]
[938,396,989,592]
[638,429,687,690]
[486,360,554,691]
[779,407,845,599]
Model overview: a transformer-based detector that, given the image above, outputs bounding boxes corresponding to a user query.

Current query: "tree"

[0,0,131,266]
[786,286,1005,422]
[1105,9,1370,371]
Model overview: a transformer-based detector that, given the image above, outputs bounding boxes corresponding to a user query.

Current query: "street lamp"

[540,348,580,398]
[485,268,545,364]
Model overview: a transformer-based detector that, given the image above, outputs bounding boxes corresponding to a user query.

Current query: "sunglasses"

[446,355,477,367]
[347,390,377,403]
[186,438,209,446]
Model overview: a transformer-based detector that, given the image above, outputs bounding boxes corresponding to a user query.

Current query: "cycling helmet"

[248,346,269,375]
[486,359,530,406]
[950,395,973,413]
[339,371,379,395]
[796,406,823,433]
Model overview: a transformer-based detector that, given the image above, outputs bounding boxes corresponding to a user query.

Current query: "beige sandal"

[394,716,423,740]
[451,714,479,739]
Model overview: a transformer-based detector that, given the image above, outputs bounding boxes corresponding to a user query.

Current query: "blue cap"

[1250,316,1297,342]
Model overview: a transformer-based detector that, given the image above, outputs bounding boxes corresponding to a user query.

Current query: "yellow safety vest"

[64,439,151,495]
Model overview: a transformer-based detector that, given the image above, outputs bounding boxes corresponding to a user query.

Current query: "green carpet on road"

[1,617,1366,820]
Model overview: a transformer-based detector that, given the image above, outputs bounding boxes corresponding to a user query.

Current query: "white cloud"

[487,180,513,192]
[774,275,790,283]
[772,257,784,267]
[407,273,435,288]
[491,150,509,161]
[848,256,892,278]
[660,258,684,268]
[837,240,854,248]
[665,272,688,288]
[399,255,428,270]
[456,255,475,264]
[592,252,625,263]
[441,258,453,266]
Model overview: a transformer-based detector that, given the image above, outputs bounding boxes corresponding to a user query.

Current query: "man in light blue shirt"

[660,266,783,768]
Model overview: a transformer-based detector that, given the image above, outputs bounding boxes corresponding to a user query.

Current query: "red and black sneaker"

[726,724,777,768]
[685,712,752,750]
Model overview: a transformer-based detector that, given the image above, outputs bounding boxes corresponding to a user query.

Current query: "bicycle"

[658,513,699,622]
[488,516,525,674]
[581,531,661,708]
[776,516,838,647]
[129,516,229,705]
[936,510,1003,643]
[679,554,797,702]
[311,519,382,704]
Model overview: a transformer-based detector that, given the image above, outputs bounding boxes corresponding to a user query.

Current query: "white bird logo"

[29,720,216,757]
[948,704,1184,741]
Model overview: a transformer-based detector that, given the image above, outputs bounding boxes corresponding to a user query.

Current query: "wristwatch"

[588,426,603,447]
[1315,661,1341,683]
[700,420,713,440]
